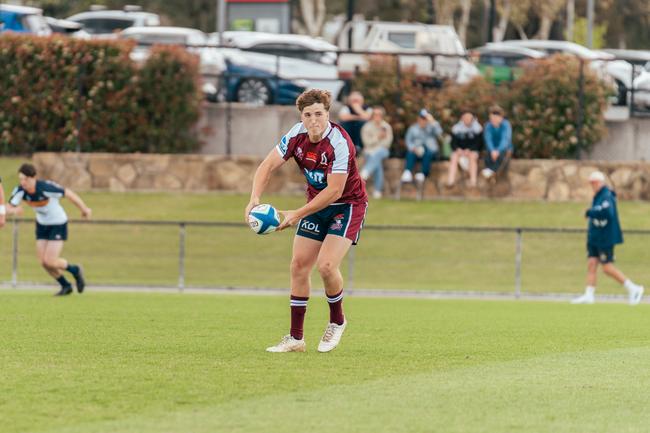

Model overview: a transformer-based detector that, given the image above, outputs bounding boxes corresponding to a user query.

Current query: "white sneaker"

[571,292,595,304]
[360,169,370,181]
[629,285,644,306]
[400,170,413,183]
[481,168,494,179]
[266,335,306,353]
[414,172,425,183]
[317,320,347,353]
[372,190,382,199]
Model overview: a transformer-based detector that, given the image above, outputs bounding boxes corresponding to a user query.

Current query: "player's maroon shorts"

[296,202,368,245]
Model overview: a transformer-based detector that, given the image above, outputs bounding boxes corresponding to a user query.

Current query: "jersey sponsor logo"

[320,153,328,165]
[330,213,345,231]
[300,220,320,234]
[303,168,327,189]
[306,151,318,162]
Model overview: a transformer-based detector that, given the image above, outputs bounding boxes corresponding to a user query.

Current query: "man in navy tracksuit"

[572,171,644,305]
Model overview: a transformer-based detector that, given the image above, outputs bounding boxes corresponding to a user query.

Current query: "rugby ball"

[248,204,280,235]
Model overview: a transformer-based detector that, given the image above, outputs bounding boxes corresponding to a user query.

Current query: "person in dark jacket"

[446,110,482,187]
[572,171,644,305]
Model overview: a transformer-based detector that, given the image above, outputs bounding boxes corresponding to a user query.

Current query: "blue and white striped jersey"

[10,180,68,225]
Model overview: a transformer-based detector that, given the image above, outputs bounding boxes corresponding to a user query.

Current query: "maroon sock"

[327,290,345,325]
[290,295,309,340]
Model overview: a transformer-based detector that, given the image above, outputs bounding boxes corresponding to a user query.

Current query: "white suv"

[66,6,160,39]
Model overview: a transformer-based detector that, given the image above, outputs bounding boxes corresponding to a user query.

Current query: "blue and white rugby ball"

[248,204,280,235]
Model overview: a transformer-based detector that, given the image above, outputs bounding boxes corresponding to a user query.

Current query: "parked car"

[500,40,633,105]
[0,4,51,36]
[66,5,160,39]
[601,48,650,74]
[471,43,546,84]
[217,31,345,100]
[45,16,89,37]
[120,27,305,105]
[336,20,479,84]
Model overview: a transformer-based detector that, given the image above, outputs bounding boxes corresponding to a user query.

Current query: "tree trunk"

[493,0,511,42]
[535,15,553,40]
[457,0,472,46]
[299,0,327,37]
[566,0,575,41]
[514,23,528,40]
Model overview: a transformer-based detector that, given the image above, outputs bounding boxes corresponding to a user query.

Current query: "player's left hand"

[277,210,300,231]
[81,207,92,219]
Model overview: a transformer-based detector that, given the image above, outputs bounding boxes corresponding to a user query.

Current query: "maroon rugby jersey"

[276,121,367,205]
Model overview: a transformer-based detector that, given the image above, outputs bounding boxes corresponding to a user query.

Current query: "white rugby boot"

[414,172,425,184]
[571,287,595,304]
[317,320,347,353]
[266,335,306,353]
[628,285,644,306]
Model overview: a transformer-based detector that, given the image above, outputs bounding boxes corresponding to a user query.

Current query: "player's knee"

[602,263,615,274]
[290,257,311,277]
[42,258,57,270]
[317,260,337,279]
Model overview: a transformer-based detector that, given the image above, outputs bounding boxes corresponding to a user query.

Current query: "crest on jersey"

[306,152,317,162]
[295,147,304,160]
[320,153,328,165]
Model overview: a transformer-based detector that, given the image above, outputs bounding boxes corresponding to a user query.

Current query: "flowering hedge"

[352,54,609,158]
[0,35,201,154]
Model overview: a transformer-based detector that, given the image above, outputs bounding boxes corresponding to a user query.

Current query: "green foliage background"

[0,35,201,154]
[353,54,609,159]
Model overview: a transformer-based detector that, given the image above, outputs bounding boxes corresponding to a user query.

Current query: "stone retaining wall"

[33,152,650,201]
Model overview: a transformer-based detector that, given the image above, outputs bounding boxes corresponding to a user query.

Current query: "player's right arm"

[244,149,286,223]
[5,186,24,217]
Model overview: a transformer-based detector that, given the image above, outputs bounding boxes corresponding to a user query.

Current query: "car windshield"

[78,18,134,34]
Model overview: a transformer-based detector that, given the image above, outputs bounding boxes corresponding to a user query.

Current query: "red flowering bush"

[0,34,201,154]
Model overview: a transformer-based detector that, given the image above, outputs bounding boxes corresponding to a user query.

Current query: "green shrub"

[352,54,609,158]
[0,34,201,154]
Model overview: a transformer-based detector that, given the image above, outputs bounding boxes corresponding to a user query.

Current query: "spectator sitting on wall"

[401,108,443,185]
[446,109,483,188]
[360,106,393,199]
[338,91,372,153]
[482,105,512,180]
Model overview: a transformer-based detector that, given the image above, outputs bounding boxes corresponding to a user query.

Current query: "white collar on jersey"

[321,122,332,140]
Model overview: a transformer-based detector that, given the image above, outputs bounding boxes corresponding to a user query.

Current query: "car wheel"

[236,79,271,105]
[615,79,628,106]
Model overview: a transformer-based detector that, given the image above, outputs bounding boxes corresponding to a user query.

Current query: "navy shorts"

[296,202,368,245]
[587,243,614,264]
[36,222,68,241]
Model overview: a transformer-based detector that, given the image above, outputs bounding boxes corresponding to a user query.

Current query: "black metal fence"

[2,218,650,298]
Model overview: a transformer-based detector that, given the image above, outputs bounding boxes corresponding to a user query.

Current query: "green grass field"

[1,291,649,433]
[2,156,650,294]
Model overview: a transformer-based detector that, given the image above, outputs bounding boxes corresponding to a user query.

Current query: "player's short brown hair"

[18,163,36,177]
[296,89,332,112]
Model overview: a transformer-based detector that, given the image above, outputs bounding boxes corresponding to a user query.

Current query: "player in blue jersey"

[6,164,92,296]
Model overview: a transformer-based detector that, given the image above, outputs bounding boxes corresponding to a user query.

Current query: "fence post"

[178,223,186,292]
[575,58,585,157]
[630,63,636,117]
[514,228,523,299]
[11,218,19,288]
[347,246,355,290]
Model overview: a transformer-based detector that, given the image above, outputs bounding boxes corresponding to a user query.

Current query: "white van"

[337,21,478,84]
